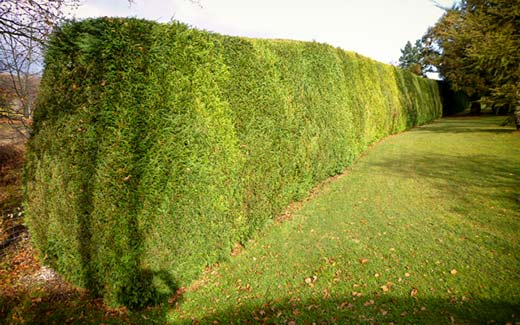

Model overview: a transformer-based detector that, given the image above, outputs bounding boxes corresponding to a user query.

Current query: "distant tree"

[0,29,41,118]
[0,1,79,40]
[0,0,80,136]
[398,39,424,76]
[422,0,520,115]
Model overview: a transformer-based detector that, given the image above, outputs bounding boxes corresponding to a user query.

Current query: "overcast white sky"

[70,0,455,65]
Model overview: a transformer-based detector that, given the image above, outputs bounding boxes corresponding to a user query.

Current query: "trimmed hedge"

[25,18,442,307]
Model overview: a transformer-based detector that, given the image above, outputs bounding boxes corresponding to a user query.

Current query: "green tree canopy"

[398,39,424,76]
[422,0,519,108]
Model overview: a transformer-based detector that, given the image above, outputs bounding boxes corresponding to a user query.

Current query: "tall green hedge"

[25,18,442,307]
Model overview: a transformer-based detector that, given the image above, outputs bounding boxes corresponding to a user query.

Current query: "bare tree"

[0,0,80,41]
[0,27,41,135]
[0,0,79,137]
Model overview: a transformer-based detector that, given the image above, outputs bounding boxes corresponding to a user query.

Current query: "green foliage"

[24,18,442,307]
[398,39,424,76]
[423,0,520,107]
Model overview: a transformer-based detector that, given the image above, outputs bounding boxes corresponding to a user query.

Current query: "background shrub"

[25,18,442,307]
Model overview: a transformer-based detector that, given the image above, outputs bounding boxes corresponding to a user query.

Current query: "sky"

[69,0,455,65]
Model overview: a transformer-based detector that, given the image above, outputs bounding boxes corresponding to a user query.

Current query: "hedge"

[25,18,442,307]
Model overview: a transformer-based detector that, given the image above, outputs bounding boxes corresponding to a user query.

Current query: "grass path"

[170,116,520,324]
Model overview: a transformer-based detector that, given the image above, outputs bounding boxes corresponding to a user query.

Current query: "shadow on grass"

[368,150,520,208]
[0,289,172,324]
[414,118,516,134]
[191,295,519,324]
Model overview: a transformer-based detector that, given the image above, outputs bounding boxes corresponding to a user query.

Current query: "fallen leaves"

[339,301,354,309]
[304,275,317,287]
[359,258,369,264]
[230,243,244,256]
[410,288,418,298]
[168,287,186,304]
[238,283,252,292]
[322,288,331,299]
[363,299,375,306]
[380,282,393,292]
[324,257,336,265]
[450,269,458,275]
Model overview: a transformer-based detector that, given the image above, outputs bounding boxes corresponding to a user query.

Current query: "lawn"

[170,115,520,323]
[1,115,519,324]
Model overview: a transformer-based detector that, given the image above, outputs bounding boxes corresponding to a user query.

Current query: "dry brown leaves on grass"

[0,121,140,323]
[0,141,25,211]
[0,240,79,313]
[0,220,167,322]
[0,239,142,323]
[0,143,23,174]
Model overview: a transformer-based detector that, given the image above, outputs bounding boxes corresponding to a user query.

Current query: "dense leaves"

[422,0,520,107]
[398,40,424,76]
[24,18,442,307]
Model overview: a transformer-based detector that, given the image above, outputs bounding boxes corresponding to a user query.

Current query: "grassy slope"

[169,116,520,324]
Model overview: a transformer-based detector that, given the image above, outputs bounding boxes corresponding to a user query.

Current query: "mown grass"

[1,116,518,323]
[168,115,520,324]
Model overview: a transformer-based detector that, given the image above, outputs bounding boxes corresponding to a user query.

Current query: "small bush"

[25,18,442,307]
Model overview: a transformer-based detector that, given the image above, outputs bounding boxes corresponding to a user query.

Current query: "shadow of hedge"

[366,150,520,208]
[191,295,519,324]
[0,287,172,324]
[413,118,515,134]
